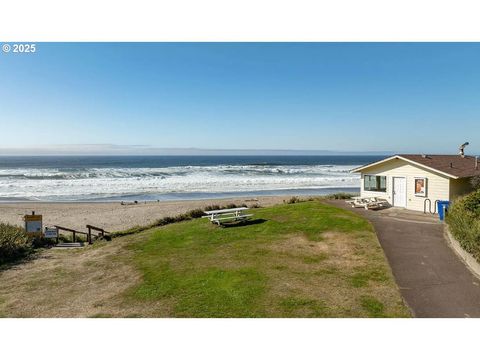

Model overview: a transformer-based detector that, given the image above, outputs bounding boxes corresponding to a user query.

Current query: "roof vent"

[459,142,469,158]
[450,162,453,168]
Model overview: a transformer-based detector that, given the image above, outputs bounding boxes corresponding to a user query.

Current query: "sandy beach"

[0,196,292,232]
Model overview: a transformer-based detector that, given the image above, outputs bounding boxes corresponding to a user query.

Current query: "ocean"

[0,155,383,202]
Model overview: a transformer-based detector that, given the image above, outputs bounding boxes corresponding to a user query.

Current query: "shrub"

[324,192,359,200]
[471,175,480,190]
[186,208,205,219]
[56,233,87,244]
[113,202,251,238]
[284,194,359,203]
[286,196,302,204]
[32,236,57,248]
[57,234,70,243]
[204,205,220,211]
[0,223,33,264]
[113,226,146,237]
[154,216,176,226]
[446,189,480,260]
[224,203,247,209]
[461,189,480,216]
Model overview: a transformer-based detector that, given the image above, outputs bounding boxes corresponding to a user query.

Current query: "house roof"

[351,154,480,179]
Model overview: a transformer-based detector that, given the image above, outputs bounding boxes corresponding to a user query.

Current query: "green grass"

[0,200,410,317]
[279,296,329,317]
[360,296,386,317]
[124,201,410,317]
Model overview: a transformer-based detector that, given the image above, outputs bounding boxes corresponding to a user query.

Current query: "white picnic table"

[345,197,389,210]
[202,207,253,225]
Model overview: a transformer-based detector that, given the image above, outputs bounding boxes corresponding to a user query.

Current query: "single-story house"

[351,154,480,212]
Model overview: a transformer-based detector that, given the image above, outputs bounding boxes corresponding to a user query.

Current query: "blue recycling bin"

[437,200,450,221]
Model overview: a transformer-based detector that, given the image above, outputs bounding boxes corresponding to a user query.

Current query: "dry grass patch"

[0,240,142,317]
[261,230,406,317]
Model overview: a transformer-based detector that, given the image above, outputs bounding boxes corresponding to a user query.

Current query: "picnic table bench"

[202,207,253,225]
[345,197,389,210]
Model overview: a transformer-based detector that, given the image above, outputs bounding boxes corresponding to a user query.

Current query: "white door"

[393,177,406,208]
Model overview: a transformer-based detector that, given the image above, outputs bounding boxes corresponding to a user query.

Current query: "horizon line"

[0,145,396,156]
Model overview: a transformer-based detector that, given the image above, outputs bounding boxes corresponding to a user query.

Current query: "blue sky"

[1,43,479,155]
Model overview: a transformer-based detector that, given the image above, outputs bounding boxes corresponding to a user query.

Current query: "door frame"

[392,176,407,208]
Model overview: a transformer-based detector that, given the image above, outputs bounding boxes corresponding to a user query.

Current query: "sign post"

[44,227,58,242]
[24,211,43,237]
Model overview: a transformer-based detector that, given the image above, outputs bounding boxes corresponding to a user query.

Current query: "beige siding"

[359,158,451,212]
[449,178,473,200]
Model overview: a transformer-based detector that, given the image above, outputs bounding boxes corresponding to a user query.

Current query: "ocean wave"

[0,164,354,179]
[0,164,360,200]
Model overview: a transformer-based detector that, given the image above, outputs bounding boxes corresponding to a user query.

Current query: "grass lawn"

[0,201,410,317]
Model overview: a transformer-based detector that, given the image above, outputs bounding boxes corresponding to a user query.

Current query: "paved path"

[329,200,480,317]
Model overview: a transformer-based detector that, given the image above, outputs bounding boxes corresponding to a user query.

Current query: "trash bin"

[437,200,450,221]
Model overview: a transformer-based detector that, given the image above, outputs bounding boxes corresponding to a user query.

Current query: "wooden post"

[73,230,76,242]
[85,225,110,244]
[88,227,92,244]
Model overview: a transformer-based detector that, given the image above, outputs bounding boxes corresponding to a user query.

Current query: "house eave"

[350,155,460,179]
[350,155,399,174]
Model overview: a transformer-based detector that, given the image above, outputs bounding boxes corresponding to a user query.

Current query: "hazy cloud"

[0,144,391,156]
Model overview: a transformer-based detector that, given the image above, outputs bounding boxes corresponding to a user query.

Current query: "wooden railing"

[54,225,89,243]
[86,225,111,244]
[54,224,110,244]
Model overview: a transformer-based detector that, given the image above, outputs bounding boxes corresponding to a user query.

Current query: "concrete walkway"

[329,200,480,317]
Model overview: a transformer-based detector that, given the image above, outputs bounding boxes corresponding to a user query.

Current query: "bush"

[0,223,33,264]
[446,189,480,260]
[471,175,480,190]
[324,192,359,200]
[284,193,359,204]
[186,208,205,219]
[461,189,480,216]
[224,203,247,209]
[153,216,176,226]
[204,205,221,212]
[113,226,145,237]
[56,233,87,244]
[32,236,57,248]
[286,196,302,204]
[57,234,70,243]
[112,203,251,238]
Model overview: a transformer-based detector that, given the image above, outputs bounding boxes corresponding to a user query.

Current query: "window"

[364,175,386,192]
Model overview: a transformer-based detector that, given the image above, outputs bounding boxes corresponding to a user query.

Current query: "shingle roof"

[352,154,480,179]
[398,154,480,178]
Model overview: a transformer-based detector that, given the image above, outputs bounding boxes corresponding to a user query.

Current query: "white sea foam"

[0,164,360,201]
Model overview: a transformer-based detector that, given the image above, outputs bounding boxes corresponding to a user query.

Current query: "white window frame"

[363,174,387,193]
